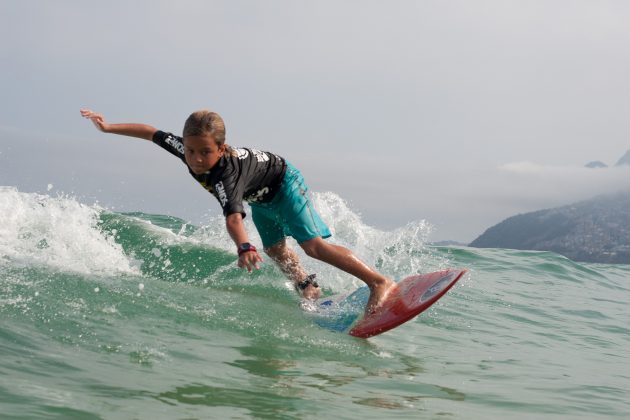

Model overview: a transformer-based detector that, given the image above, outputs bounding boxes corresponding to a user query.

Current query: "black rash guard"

[152,130,287,217]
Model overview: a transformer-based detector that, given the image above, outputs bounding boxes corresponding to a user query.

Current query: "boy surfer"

[80,109,394,314]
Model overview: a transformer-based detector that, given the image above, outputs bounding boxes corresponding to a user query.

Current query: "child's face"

[183,134,225,175]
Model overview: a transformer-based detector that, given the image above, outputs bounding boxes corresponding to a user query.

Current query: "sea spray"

[0,187,135,275]
[1,186,630,418]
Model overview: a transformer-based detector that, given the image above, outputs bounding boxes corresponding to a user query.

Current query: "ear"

[218,144,226,155]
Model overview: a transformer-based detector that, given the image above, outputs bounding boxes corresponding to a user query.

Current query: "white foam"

[185,191,434,291]
[312,192,434,284]
[0,186,136,275]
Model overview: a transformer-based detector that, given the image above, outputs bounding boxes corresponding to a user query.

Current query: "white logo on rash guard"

[251,149,270,163]
[234,148,249,159]
[165,135,185,155]
[215,181,228,206]
[246,187,269,203]
[234,148,269,163]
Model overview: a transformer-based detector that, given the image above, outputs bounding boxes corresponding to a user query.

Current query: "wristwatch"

[237,242,257,256]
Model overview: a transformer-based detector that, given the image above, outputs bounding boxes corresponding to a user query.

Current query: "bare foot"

[365,278,396,317]
[293,283,322,300]
[300,283,321,300]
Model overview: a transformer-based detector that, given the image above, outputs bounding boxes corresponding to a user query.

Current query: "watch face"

[238,243,256,255]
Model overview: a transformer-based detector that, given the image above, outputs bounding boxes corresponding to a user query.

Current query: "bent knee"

[300,237,324,259]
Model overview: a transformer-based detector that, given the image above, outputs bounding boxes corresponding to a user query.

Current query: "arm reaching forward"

[226,213,263,272]
[80,109,157,140]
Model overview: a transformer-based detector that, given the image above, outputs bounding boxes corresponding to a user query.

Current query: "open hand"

[80,109,109,132]
[238,251,263,272]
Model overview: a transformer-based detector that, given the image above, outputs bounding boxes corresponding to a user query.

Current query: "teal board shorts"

[250,162,332,248]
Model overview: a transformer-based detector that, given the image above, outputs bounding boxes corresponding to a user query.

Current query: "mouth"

[191,166,207,173]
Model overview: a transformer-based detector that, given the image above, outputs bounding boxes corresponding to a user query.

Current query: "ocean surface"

[1,186,629,419]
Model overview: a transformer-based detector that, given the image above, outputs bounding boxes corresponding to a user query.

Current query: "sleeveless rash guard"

[152,130,286,217]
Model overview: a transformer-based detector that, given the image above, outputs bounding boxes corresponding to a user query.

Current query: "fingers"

[80,109,98,118]
[80,109,106,132]
[80,109,103,121]
[246,253,262,272]
[238,252,263,272]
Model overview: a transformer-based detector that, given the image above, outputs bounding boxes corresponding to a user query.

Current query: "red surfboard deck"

[349,268,467,338]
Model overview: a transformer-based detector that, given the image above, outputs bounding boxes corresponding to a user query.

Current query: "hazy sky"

[1,0,629,241]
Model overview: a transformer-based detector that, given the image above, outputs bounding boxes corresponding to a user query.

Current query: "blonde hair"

[183,110,230,150]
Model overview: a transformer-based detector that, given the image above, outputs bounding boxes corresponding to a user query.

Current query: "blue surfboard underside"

[309,286,370,332]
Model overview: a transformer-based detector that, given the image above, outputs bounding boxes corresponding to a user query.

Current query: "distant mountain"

[583,150,630,168]
[585,161,608,168]
[616,150,630,166]
[469,190,630,264]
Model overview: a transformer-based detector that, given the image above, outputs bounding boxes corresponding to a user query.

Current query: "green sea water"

[1,186,629,419]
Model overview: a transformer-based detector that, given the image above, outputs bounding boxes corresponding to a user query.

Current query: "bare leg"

[299,237,395,315]
[265,239,321,300]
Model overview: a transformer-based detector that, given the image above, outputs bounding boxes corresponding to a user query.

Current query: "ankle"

[294,274,320,299]
[369,276,393,290]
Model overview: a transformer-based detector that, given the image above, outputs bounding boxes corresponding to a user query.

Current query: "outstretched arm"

[80,109,157,141]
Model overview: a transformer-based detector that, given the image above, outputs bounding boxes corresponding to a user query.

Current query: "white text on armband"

[215,181,228,206]
[166,135,185,155]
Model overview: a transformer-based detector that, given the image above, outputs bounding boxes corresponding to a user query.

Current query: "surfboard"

[309,268,467,338]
